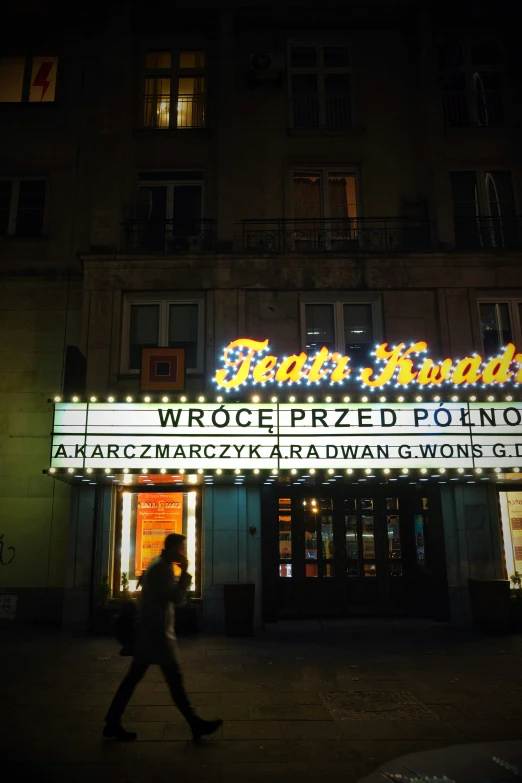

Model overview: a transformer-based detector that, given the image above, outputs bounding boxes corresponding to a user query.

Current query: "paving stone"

[249,703,332,720]
[319,691,441,721]
[219,762,289,781]
[222,720,282,740]
[279,720,345,739]
[269,690,322,704]
[1,625,521,782]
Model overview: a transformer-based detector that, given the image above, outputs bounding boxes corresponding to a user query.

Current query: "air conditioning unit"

[248,53,285,86]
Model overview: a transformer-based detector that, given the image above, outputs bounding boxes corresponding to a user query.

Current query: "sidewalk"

[1,620,521,783]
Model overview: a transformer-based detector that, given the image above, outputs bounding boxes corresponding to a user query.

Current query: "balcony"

[454,216,522,250]
[442,89,504,127]
[126,219,215,253]
[291,93,352,128]
[239,218,431,253]
[142,94,205,129]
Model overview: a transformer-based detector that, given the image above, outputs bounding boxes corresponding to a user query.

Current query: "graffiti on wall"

[0,535,16,565]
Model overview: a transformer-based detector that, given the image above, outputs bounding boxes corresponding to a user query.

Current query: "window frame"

[287,40,353,128]
[290,166,360,220]
[141,47,206,129]
[477,297,522,356]
[0,176,48,237]
[0,54,59,103]
[299,294,383,357]
[450,168,518,249]
[438,37,504,127]
[121,293,205,375]
[137,174,205,222]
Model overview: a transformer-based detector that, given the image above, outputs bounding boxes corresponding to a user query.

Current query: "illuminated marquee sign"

[51,401,522,470]
[213,339,522,390]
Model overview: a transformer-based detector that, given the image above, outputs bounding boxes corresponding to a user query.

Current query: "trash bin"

[468,578,511,632]
[223,582,255,637]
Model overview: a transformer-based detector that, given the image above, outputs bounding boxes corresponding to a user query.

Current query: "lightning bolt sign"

[32,62,54,101]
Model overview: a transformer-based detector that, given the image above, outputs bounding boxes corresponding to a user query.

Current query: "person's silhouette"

[103,533,222,741]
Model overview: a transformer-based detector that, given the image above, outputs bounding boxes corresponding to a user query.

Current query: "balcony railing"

[142,94,205,129]
[240,218,431,253]
[127,219,215,252]
[292,93,352,128]
[442,89,504,127]
[454,216,522,250]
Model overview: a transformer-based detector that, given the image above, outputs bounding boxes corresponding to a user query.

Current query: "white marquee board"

[50,402,522,470]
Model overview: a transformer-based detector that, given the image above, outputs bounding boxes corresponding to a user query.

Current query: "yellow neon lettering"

[361,342,425,388]
[481,343,515,384]
[215,338,268,389]
[516,353,522,383]
[308,347,331,382]
[330,352,351,383]
[252,355,277,383]
[451,356,483,385]
[275,353,308,382]
[417,358,453,386]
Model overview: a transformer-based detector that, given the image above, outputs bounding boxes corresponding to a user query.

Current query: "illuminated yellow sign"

[214,338,522,390]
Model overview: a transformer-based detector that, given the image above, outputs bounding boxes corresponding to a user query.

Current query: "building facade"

[1,0,522,630]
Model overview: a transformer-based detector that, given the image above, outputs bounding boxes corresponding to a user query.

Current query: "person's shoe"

[191,717,223,741]
[102,723,137,741]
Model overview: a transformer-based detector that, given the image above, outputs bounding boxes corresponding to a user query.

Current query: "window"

[128,171,209,252]
[289,44,351,127]
[0,178,47,237]
[450,170,518,250]
[120,489,199,594]
[0,56,58,102]
[292,169,357,251]
[478,300,522,357]
[438,38,503,127]
[142,49,205,128]
[122,295,204,374]
[302,298,379,367]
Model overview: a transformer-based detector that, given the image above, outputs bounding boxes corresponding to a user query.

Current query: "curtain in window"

[485,172,516,249]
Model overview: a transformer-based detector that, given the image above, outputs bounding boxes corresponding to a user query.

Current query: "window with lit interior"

[143,49,205,129]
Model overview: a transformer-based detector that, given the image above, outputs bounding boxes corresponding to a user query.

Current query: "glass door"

[273,488,421,619]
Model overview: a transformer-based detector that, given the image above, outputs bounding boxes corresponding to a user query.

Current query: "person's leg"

[160,654,222,739]
[103,661,148,739]
[159,660,197,724]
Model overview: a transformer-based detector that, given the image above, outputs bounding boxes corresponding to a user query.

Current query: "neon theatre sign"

[214,338,522,390]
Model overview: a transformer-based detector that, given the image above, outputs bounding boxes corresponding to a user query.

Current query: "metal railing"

[142,94,205,129]
[127,219,215,252]
[240,218,431,253]
[442,89,504,127]
[292,93,352,128]
[454,216,522,250]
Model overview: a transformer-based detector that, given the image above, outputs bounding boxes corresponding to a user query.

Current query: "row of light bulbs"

[48,466,519,476]
[53,394,517,403]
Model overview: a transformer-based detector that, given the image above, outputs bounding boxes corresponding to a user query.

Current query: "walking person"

[103,533,222,741]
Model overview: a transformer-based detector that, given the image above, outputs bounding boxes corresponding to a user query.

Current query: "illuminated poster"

[135,492,183,573]
[507,493,522,573]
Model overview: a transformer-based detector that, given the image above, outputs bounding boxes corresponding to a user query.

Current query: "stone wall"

[0,277,82,623]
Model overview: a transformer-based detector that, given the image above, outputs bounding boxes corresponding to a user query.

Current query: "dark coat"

[133,555,192,665]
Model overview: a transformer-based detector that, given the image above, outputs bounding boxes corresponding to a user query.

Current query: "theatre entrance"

[261,483,447,620]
